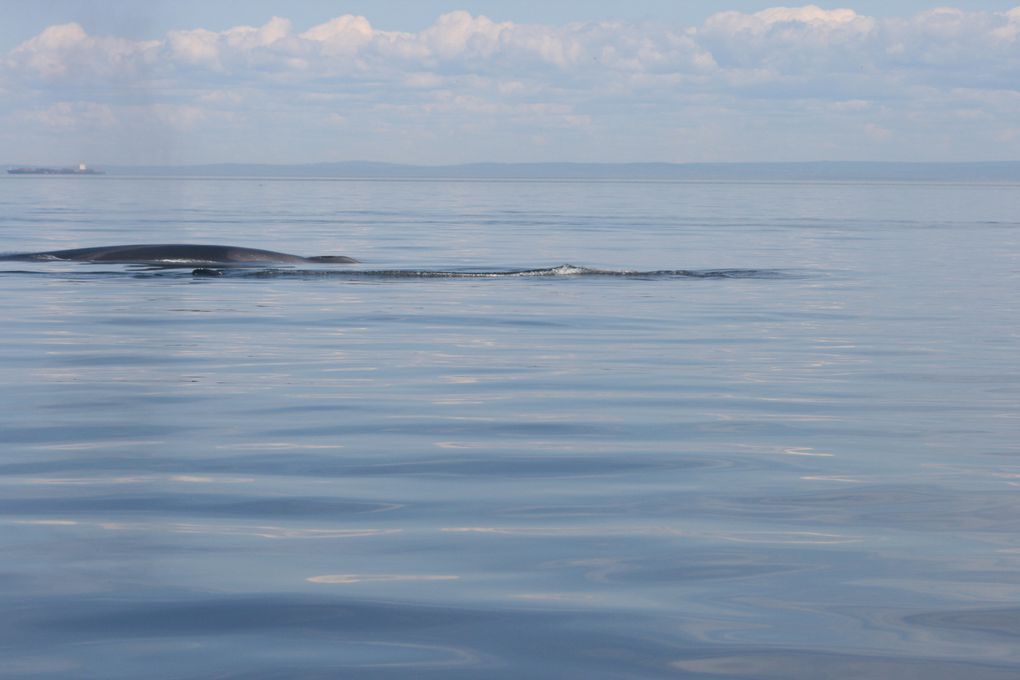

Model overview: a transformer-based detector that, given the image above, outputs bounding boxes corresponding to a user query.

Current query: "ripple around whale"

[195,265,795,280]
[0,257,796,281]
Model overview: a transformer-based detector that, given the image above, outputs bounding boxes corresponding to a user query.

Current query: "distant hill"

[35,161,1020,181]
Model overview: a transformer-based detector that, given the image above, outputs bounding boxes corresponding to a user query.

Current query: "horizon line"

[6,160,1020,182]
[7,160,1020,167]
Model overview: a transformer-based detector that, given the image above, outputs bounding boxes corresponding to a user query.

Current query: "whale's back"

[0,244,358,266]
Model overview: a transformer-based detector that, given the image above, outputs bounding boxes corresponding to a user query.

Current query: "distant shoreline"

[5,161,1020,182]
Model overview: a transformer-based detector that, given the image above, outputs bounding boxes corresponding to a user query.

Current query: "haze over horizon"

[2,1,1019,166]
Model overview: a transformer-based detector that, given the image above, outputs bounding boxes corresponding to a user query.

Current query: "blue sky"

[5,1,1019,47]
[2,2,1019,165]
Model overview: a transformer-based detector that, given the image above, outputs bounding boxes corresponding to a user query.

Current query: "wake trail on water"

[0,263,797,280]
[198,265,794,280]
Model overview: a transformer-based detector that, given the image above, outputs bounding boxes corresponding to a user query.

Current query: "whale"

[0,244,358,266]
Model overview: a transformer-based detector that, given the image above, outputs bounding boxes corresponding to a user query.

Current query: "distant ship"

[7,163,103,175]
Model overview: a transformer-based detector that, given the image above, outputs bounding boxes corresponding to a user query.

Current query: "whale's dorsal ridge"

[0,244,358,266]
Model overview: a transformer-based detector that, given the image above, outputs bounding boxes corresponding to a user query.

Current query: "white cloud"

[167,28,222,68]
[418,11,512,60]
[996,127,1020,142]
[13,100,233,132]
[167,17,301,73]
[224,16,292,50]
[704,5,875,35]
[147,103,212,130]
[19,101,117,129]
[300,15,374,56]
[864,122,893,141]
[7,21,160,80]
[830,99,872,112]
[11,7,1013,88]
[994,7,1020,39]
[3,6,1020,163]
[198,89,245,105]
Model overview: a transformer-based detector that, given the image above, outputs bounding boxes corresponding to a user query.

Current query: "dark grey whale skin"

[0,244,358,266]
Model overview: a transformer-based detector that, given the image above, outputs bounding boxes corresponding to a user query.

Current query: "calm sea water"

[1,176,1018,679]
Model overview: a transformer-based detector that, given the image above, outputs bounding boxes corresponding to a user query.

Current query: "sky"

[2,1,1019,165]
